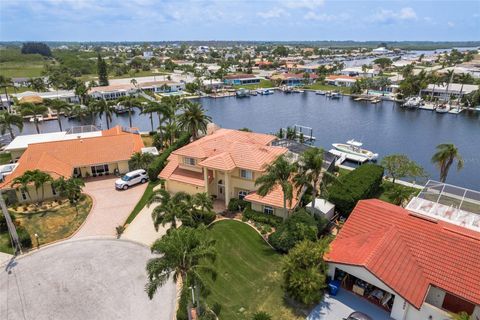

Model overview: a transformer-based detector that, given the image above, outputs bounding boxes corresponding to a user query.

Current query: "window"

[51,184,57,196]
[263,206,274,215]
[183,157,196,166]
[240,169,253,180]
[91,164,109,175]
[21,189,28,201]
[238,190,249,200]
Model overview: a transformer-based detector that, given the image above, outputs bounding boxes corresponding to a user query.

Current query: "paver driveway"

[73,177,147,238]
[0,238,175,320]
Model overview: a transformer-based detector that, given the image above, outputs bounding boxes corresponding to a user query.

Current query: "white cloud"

[447,21,455,27]
[371,7,418,24]
[304,11,349,22]
[257,8,289,19]
[284,0,325,10]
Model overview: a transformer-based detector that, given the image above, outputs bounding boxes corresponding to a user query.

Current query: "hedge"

[328,164,384,216]
[227,198,248,212]
[17,225,32,249]
[243,207,283,228]
[147,132,191,181]
[268,211,318,253]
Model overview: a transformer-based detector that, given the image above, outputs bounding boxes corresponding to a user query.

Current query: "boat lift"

[278,124,316,144]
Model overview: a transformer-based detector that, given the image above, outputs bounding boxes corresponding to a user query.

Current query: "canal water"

[13,92,480,189]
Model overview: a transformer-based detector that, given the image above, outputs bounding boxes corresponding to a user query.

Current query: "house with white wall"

[325,197,480,320]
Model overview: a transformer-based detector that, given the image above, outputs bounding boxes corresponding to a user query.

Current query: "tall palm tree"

[443,69,455,101]
[0,111,23,140]
[255,155,297,218]
[145,226,216,300]
[178,101,212,140]
[129,151,154,170]
[117,96,140,128]
[147,189,192,230]
[19,103,48,134]
[457,73,474,101]
[431,143,464,183]
[429,72,441,102]
[141,101,160,132]
[44,99,70,131]
[68,104,89,124]
[293,147,327,212]
[11,171,33,200]
[74,81,89,105]
[31,170,53,202]
[29,78,47,92]
[93,99,115,129]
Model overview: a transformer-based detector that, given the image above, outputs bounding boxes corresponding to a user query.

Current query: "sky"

[0,0,479,42]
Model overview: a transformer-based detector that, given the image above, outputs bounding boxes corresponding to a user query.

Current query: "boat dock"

[329,149,369,164]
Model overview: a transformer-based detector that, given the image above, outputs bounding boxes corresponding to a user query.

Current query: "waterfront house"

[14,90,80,104]
[223,74,261,86]
[339,67,379,78]
[159,127,297,217]
[89,84,135,100]
[0,126,144,203]
[325,75,358,87]
[270,73,318,86]
[420,83,478,100]
[326,191,480,320]
[139,81,185,94]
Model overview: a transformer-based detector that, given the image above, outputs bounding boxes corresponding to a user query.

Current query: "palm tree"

[93,99,115,129]
[431,144,464,183]
[68,104,89,124]
[141,101,160,132]
[147,189,192,230]
[293,147,327,212]
[44,99,70,131]
[0,111,23,140]
[145,226,216,300]
[457,73,474,102]
[129,152,154,170]
[11,171,33,201]
[29,78,47,92]
[74,81,89,105]
[0,76,12,108]
[443,69,455,101]
[19,103,48,134]
[255,155,297,218]
[178,101,212,140]
[31,170,53,202]
[117,96,140,128]
[429,72,441,102]
[53,177,85,213]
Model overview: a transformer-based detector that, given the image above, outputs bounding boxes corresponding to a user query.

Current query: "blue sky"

[1,0,479,41]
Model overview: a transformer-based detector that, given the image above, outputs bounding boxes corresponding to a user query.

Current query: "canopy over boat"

[347,139,363,147]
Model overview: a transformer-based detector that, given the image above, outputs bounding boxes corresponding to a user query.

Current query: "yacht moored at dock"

[330,92,341,99]
[259,89,274,95]
[435,104,450,113]
[315,90,326,95]
[402,96,423,109]
[332,139,378,161]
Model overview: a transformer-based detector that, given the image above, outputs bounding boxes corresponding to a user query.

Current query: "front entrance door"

[217,180,225,200]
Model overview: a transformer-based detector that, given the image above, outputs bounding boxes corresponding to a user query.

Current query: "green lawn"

[0,232,13,254]
[0,61,45,78]
[304,83,351,94]
[203,220,303,320]
[0,152,12,165]
[124,180,161,225]
[233,79,274,89]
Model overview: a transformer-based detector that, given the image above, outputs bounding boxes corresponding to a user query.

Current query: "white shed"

[306,198,335,220]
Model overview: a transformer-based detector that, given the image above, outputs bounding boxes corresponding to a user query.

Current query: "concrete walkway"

[73,177,147,238]
[0,252,13,266]
[122,204,169,246]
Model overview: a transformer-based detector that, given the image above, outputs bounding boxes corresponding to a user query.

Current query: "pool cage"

[405,180,480,232]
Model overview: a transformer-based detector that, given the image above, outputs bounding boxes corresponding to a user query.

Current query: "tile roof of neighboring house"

[326,75,359,81]
[325,199,480,309]
[244,184,300,210]
[88,83,134,93]
[159,155,205,187]
[0,126,143,189]
[271,73,319,80]
[224,74,258,80]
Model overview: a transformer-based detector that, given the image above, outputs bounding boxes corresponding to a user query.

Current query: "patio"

[308,290,393,320]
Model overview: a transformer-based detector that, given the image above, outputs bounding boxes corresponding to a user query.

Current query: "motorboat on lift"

[435,104,450,113]
[332,139,379,161]
[402,96,423,108]
[330,92,341,99]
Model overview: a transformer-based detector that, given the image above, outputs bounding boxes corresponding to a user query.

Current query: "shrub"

[227,198,248,212]
[243,207,283,228]
[252,311,272,320]
[147,133,191,181]
[268,211,318,253]
[16,226,32,249]
[0,212,7,233]
[190,210,216,227]
[327,164,384,216]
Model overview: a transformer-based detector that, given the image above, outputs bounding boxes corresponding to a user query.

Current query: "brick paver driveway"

[73,177,147,238]
[0,238,175,320]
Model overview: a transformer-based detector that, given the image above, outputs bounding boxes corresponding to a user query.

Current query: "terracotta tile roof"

[88,83,134,93]
[0,126,143,188]
[159,155,204,187]
[271,73,319,80]
[325,199,480,308]
[326,75,359,81]
[244,184,300,210]
[224,74,258,80]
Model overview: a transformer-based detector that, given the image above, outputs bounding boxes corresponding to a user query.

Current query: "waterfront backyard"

[203,220,304,320]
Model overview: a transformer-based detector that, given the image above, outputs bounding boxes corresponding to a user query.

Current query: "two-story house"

[159,128,297,217]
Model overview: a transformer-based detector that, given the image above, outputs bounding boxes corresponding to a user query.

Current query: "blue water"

[13,92,480,189]
[199,92,480,189]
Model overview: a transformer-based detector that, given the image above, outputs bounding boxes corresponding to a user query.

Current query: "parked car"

[115,169,148,190]
[345,312,373,320]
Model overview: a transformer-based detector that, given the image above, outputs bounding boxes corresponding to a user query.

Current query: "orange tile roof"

[0,126,144,188]
[325,199,480,309]
[173,128,285,172]
[244,184,300,210]
[159,156,204,187]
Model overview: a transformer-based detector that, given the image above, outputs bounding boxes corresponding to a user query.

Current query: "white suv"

[115,169,148,190]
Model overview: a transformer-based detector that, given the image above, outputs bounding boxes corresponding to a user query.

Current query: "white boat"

[29,116,44,123]
[402,96,423,108]
[236,88,250,98]
[332,139,379,161]
[260,89,274,95]
[315,90,326,95]
[249,90,258,96]
[330,92,341,99]
[436,104,450,113]
[293,88,304,93]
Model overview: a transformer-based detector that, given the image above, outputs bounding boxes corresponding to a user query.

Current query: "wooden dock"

[329,149,369,164]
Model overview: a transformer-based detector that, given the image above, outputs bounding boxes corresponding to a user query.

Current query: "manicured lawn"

[0,152,12,165]
[233,79,274,89]
[0,61,45,78]
[141,135,154,147]
[124,180,161,225]
[203,220,303,320]
[11,195,93,246]
[0,232,13,254]
[304,83,351,94]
